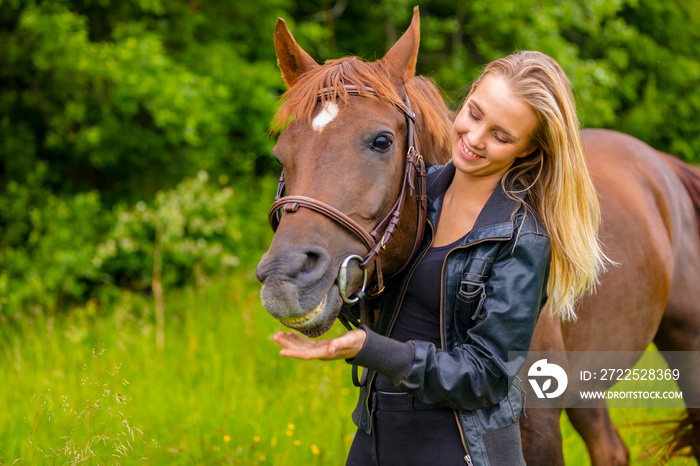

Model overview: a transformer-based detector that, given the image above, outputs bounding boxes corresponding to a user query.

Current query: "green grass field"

[0,268,696,465]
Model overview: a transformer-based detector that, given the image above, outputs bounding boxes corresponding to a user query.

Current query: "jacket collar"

[426,162,524,244]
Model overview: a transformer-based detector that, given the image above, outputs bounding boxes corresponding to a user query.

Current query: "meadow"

[1,267,696,465]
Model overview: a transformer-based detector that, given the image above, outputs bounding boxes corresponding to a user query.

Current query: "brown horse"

[256,7,700,465]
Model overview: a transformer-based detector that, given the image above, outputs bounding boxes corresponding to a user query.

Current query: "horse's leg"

[654,301,700,461]
[566,406,629,465]
[520,408,566,466]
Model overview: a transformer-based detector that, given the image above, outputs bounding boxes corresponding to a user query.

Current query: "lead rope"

[339,299,371,387]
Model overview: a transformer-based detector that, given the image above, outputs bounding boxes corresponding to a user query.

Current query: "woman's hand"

[273,329,367,361]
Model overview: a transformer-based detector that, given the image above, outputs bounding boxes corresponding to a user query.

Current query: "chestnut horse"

[256,7,700,465]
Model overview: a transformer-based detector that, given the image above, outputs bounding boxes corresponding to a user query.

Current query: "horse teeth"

[282,294,327,326]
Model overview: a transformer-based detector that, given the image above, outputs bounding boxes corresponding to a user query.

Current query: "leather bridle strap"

[269,195,375,252]
[267,85,426,306]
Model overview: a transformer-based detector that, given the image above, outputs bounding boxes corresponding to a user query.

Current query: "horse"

[256,7,700,465]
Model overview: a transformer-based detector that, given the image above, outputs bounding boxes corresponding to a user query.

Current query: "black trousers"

[346,391,467,466]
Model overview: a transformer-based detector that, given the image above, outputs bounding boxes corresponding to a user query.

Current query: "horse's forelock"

[272,57,399,131]
[271,57,453,162]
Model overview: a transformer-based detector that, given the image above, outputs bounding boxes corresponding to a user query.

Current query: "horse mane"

[271,56,453,166]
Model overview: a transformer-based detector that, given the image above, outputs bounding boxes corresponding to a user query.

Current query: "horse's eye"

[371,134,393,152]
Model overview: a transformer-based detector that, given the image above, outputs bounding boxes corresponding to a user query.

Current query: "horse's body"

[522,130,700,465]
[257,8,700,464]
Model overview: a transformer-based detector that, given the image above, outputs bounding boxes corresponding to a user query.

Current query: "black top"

[374,234,466,392]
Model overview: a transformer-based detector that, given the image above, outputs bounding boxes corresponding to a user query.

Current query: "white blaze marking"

[312,102,339,132]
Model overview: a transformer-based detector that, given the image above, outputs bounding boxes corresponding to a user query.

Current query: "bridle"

[267,84,427,320]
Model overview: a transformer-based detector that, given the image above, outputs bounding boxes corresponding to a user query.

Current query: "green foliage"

[97,171,274,293]
[0,167,275,317]
[0,163,109,316]
[0,1,283,201]
[1,0,699,318]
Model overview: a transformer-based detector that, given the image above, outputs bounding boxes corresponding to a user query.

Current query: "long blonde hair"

[468,51,607,321]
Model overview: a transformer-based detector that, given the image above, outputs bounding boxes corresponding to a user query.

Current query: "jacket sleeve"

[352,230,551,410]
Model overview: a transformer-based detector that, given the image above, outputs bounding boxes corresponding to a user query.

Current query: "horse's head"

[256,7,452,336]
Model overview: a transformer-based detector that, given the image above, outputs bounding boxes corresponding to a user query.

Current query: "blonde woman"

[275,51,606,466]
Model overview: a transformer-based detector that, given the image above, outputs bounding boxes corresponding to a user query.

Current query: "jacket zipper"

[441,236,510,466]
[440,244,473,465]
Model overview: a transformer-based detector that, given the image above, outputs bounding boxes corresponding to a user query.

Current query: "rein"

[267,85,427,324]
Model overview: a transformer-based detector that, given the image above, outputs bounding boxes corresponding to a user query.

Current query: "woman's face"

[452,75,538,183]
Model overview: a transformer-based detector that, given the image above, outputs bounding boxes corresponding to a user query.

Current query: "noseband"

[267,85,427,310]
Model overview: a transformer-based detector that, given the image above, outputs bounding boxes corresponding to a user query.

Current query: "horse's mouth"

[279,287,342,337]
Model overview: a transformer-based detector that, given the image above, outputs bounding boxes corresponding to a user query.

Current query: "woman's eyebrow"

[470,100,520,142]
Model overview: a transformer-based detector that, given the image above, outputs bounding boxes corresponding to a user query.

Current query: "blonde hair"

[468,51,607,321]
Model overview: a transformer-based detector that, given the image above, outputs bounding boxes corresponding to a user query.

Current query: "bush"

[0,164,109,316]
[0,166,276,318]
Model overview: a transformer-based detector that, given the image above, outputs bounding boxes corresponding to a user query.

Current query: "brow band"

[316,85,414,121]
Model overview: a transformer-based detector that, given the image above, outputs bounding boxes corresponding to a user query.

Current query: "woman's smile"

[459,137,485,160]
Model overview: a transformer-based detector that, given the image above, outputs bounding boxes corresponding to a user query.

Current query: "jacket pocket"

[454,279,486,341]
[457,279,486,321]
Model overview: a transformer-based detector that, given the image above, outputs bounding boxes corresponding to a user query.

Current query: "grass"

[0,267,697,465]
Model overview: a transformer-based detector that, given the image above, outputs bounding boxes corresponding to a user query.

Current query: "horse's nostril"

[301,250,320,274]
[256,245,331,286]
[297,247,330,283]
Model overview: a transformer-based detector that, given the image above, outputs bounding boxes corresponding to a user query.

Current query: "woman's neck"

[447,170,501,208]
[433,171,502,246]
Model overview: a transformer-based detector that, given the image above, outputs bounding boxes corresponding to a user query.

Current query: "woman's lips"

[460,138,484,159]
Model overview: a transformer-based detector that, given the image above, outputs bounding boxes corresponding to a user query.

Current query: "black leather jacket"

[351,163,551,466]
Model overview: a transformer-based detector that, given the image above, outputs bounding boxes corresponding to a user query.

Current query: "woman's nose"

[467,127,486,149]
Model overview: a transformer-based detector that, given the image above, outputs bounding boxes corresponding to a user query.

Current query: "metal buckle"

[337,255,368,304]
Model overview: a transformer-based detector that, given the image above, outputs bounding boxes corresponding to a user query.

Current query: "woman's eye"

[494,133,508,144]
[469,109,480,121]
[371,134,393,152]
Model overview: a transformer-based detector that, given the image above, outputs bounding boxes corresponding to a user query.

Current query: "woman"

[274,51,607,465]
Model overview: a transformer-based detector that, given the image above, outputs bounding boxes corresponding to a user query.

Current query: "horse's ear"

[381,6,420,85]
[275,18,319,87]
